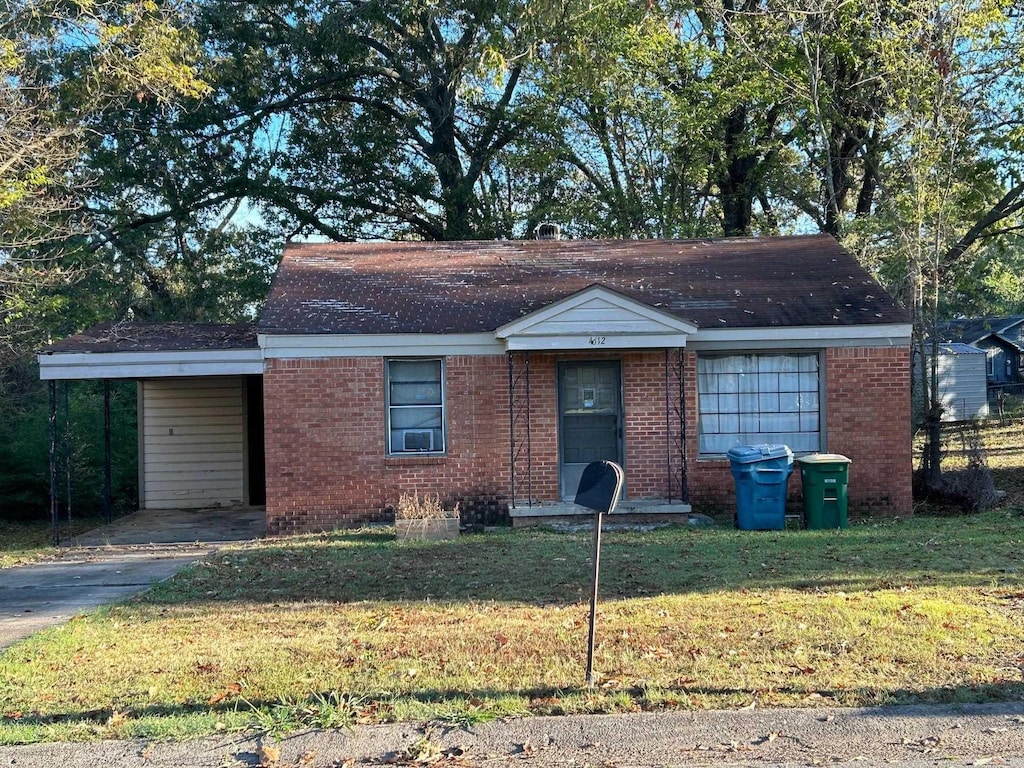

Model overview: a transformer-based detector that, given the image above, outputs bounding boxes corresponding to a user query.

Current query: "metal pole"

[63,381,72,525]
[103,379,112,525]
[524,351,532,507]
[586,509,604,688]
[49,381,58,546]
[507,353,516,507]
[679,349,688,503]
[664,349,672,502]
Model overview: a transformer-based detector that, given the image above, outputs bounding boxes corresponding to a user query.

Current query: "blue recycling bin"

[727,444,794,530]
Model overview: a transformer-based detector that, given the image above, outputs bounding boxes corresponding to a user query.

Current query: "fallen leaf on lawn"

[495,633,509,648]
[405,668,418,679]
[257,743,281,765]
[107,710,129,728]
[4,711,23,720]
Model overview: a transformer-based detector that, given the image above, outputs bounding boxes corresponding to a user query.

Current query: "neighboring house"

[939,316,1024,389]
[39,234,913,534]
[914,343,990,421]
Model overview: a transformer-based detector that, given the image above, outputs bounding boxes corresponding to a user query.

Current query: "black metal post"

[507,353,516,506]
[63,381,72,524]
[103,379,112,525]
[524,351,532,507]
[48,381,58,546]
[679,349,688,503]
[665,349,672,502]
[586,509,604,688]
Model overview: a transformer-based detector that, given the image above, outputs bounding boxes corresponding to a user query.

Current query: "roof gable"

[496,285,697,350]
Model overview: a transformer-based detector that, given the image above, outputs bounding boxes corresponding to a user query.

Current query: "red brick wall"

[684,346,912,517]
[263,345,912,532]
[264,355,510,534]
[824,346,912,515]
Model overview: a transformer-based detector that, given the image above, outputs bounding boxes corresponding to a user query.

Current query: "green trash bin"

[796,454,851,529]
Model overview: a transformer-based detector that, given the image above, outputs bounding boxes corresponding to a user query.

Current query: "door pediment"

[495,285,697,351]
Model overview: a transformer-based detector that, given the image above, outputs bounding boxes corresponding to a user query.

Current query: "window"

[698,353,820,455]
[387,359,445,454]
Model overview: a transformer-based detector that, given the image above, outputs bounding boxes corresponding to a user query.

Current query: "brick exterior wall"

[263,345,912,533]
[684,346,913,518]
[264,355,510,534]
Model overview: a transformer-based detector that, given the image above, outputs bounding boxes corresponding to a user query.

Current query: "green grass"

[0,518,105,569]
[2,512,1023,745]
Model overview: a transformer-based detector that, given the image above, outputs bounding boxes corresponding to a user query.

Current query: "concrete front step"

[507,500,691,528]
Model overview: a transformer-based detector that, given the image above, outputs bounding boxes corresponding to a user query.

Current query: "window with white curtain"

[386,359,445,454]
[697,353,821,455]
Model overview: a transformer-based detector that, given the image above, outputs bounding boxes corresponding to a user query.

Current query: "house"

[940,316,1024,391]
[914,343,990,421]
[39,234,913,534]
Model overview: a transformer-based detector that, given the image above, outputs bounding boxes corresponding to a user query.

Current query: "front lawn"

[0,518,105,569]
[2,512,1023,744]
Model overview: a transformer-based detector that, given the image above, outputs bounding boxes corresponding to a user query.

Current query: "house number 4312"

[588,336,607,346]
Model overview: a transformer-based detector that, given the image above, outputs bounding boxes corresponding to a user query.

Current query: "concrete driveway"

[1,506,266,652]
[0,545,213,651]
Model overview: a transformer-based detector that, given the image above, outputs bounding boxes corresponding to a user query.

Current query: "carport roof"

[42,322,258,354]
[39,323,262,381]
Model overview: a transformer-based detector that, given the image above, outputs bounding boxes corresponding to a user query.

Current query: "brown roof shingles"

[257,235,909,335]
[42,322,258,354]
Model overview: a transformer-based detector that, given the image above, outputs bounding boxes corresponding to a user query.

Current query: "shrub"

[394,491,459,520]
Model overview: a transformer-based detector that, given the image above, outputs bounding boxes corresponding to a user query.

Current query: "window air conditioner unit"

[402,429,434,451]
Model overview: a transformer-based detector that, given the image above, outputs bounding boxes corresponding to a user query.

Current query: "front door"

[558,361,623,499]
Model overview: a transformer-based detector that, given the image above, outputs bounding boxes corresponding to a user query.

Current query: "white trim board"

[259,332,503,358]
[38,349,264,380]
[261,323,912,358]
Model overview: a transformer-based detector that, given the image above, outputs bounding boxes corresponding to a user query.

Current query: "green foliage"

[0,376,137,521]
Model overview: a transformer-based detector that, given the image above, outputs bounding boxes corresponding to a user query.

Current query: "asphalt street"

[2,701,1024,767]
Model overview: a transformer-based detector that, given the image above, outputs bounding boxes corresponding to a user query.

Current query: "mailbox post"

[573,460,625,688]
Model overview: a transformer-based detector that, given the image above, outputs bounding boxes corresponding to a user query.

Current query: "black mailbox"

[574,460,625,688]
[574,460,624,514]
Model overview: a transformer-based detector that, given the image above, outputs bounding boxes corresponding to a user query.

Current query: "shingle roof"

[258,235,908,335]
[939,342,986,355]
[42,322,258,354]
[939,315,1024,345]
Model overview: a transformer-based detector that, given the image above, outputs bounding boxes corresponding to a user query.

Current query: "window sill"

[385,455,447,469]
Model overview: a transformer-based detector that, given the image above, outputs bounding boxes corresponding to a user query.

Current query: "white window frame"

[386,358,446,455]
[697,351,823,456]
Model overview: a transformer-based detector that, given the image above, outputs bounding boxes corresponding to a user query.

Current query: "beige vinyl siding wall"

[140,377,246,508]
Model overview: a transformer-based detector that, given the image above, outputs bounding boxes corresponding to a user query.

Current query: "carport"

[38,322,266,544]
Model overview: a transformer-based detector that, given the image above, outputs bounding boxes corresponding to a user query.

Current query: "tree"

[1,0,209,361]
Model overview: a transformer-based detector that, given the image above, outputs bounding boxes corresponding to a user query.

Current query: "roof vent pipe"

[534,222,561,240]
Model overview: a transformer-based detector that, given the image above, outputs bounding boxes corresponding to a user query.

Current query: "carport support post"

[586,510,603,688]
[48,380,58,546]
[103,379,112,525]
[63,381,71,523]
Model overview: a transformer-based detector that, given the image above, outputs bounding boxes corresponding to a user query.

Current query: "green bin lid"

[796,453,851,464]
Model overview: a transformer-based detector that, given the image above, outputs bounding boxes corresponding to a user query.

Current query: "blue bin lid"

[727,444,794,464]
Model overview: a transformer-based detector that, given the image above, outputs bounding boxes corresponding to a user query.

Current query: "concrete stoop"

[507,499,690,528]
